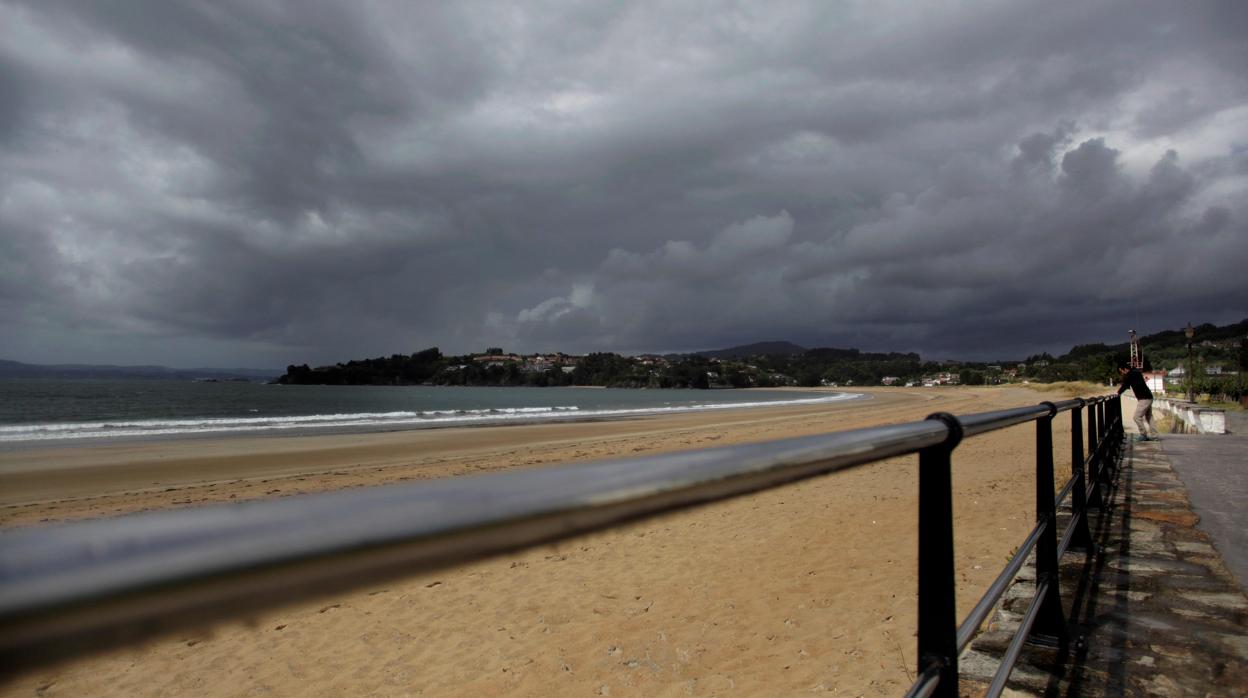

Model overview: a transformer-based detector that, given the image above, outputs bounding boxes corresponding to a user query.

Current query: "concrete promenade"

[1162,409,1248,591]
[961,413,1248,696]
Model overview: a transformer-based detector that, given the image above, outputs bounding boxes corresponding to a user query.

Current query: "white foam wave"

[0,394,861,443]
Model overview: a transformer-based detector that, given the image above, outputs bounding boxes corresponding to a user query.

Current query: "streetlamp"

[1184,322,1195,403]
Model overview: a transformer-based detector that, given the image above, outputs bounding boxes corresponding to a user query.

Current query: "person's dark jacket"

[1117,368,1154,400]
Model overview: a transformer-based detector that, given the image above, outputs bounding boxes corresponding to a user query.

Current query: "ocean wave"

[0,394,860,443]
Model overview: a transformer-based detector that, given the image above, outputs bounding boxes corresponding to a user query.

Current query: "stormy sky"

[1,1,1245,368]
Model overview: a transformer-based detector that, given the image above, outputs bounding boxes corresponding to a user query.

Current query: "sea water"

[0,379,862,444]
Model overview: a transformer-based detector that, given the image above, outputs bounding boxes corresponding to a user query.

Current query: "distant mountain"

[0,360,281,381]
[695,341,808,360]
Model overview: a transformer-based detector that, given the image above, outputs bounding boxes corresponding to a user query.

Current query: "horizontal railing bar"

[1055,479,1075,508]
[986,578,1053,697]
[956,522,1044,652]
[1057,513,1082,559]
[958,405,1051,437]
[1,419,951,670]
[1048,398,1084,413]
[903,661,943,698]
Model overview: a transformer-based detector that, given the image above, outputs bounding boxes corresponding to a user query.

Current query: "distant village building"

[880,376,899,385]
[525,354,579,369]
[473,354,520,363]
[910,372,959,387]
[636,355,670,367]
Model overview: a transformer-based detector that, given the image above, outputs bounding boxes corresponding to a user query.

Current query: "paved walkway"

[1161,408,1248,592]
[962,435,1248,695]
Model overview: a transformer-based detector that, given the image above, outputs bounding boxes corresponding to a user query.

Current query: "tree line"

[276,347,933,389]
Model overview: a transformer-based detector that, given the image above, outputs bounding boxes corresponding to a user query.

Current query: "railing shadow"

[1046,436,1132,696]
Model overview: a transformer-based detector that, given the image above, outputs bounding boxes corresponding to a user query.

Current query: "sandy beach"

[1,385,1093,696]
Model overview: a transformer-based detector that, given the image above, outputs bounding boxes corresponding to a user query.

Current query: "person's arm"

[1117,375,1128,395]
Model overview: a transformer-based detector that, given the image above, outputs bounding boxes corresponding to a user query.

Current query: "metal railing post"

[1104,397,1114,463]
[1102,398,1118,476]
[1085,401,1103,509]
[1100,399,1116,484]
[1095,400,1104,447]
[1110,395,1124,465]
[916,412,963,698]
[1029,403,1068,645]
[1067,400,1093,551]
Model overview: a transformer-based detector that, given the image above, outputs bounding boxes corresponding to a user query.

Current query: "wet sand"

[1,385,1089,696]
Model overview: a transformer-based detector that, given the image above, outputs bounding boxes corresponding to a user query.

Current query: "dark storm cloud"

[0,0,1245,367]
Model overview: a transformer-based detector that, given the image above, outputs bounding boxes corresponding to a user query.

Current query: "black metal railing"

[915,395,1124,698]
[0,395,1123,695]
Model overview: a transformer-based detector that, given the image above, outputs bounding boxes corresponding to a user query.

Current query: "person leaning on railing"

[1117,363,1159,441]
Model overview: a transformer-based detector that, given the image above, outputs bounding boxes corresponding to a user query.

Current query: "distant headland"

[275,319,1248,390]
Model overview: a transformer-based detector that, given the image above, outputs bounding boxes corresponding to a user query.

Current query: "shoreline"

[1,385,1091,697]
[0,387,1013,520]
[0,387,863,450]
[0,389,882,515]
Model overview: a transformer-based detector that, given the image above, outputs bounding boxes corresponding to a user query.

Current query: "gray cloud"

[524,137,1243,358]
[0,0,1245,367]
